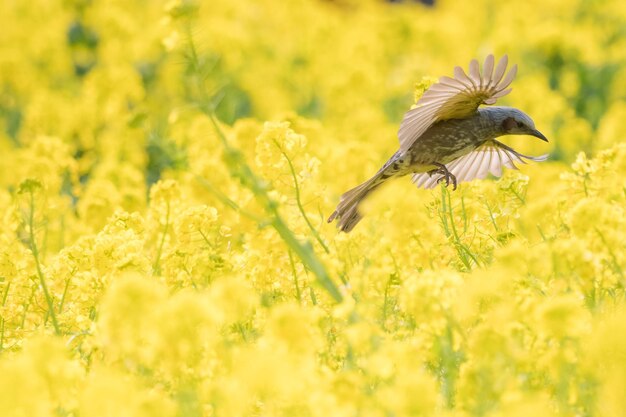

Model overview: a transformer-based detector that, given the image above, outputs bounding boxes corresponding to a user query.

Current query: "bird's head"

[492,107,548,142]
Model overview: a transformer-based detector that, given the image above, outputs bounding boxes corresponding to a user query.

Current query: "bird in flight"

[328,54,549,232]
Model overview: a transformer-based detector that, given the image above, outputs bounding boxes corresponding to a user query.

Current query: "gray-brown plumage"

[328,54,548,232]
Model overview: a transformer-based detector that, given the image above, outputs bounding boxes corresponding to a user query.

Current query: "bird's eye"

[503,117,517,131]
[516,121,523,128]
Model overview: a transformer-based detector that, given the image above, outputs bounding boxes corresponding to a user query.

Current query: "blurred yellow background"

[1,1,626,416]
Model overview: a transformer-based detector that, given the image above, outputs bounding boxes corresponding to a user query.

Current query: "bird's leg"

[429,163,457,190]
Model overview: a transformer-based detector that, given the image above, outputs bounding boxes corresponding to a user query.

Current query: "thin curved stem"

[27,191,60,335]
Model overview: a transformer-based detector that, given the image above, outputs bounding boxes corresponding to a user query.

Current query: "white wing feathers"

[411,141,548,189]
[398,55,518,153]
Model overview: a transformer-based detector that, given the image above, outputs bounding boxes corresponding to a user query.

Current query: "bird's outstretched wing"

[411,140,548,189]
[399,55,517,153]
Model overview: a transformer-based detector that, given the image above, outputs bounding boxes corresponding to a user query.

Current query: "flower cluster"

[1,0,626,416]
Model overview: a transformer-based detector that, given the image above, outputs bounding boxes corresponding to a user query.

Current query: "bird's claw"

[431,164,457,190]
[436,173,457,190]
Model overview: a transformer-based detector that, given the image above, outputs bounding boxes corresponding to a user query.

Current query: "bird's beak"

[530,129,549,142]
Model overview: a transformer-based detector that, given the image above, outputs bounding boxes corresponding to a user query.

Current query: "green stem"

[20,286,36,328]
[460,196,469,233]
[288,250,302,304]
[0,281,10,350]
[194,175,265,224]
[208,114,343,302]
[445,189,462,248]
[595,227,625,286]
[153,201,170,275]
[58,276,72,313]
[198,229,215,249]
[309,286,318,305]
[439,186,451,237]
[270,215,342,301]
[485,202,499,232]
[442,186,479,270]
[236,322,249,343]
[506,183,526,204]
[382,252,401,330]
[182,33,342,302]
[273,140,330,254]
[536,225,548,242]
[27,191,60,335]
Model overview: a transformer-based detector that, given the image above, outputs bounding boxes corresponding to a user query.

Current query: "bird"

[328,54,548,232]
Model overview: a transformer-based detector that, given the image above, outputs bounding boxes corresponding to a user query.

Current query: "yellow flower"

[79,366,176,417]
[378,367,439,416]
[265,302,323,355]
[413,76,439,106]
[1,0,626,415]
[0,336,83,416]
[400,269,463,325]
[535,294,590,339]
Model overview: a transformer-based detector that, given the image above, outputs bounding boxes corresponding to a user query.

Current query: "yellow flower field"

[1,0,626,415]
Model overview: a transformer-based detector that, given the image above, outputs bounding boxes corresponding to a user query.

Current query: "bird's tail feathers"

[327,174,385,232]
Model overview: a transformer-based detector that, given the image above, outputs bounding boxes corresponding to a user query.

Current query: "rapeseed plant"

[1,0,626,416]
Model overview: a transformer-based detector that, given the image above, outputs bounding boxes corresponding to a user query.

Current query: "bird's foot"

[430,163,457,190]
